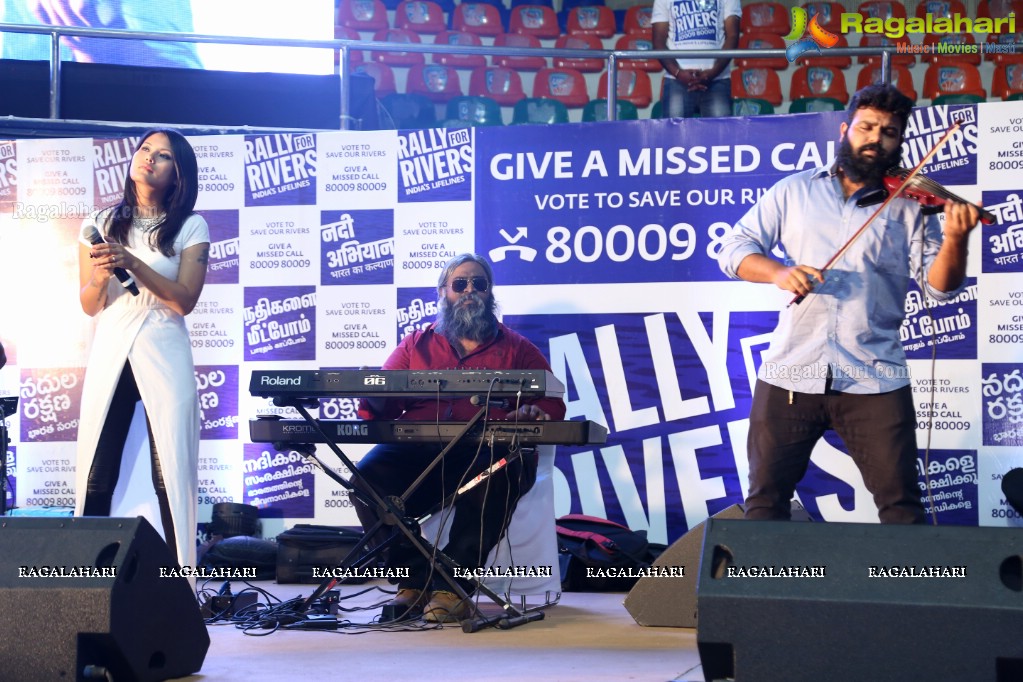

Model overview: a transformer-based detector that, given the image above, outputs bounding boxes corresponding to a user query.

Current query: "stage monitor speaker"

[0,516,209,682]
[624,501,811,628]
[696,519,1023,682]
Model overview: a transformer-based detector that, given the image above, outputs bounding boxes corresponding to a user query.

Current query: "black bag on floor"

[556,514,664,591]
[275,524,368,584]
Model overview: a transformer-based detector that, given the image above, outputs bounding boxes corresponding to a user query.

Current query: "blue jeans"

[661,76,732,118]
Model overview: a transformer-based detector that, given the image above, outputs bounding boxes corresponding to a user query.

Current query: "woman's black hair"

[105,128,199,256]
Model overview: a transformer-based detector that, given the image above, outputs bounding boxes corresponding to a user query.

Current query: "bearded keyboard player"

[716,84,981,525]
[349,253,566,623]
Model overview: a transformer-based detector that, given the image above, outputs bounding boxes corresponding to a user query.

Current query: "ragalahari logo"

[784,7,840,62]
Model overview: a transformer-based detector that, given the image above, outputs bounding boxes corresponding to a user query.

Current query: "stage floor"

[177,580,704,682]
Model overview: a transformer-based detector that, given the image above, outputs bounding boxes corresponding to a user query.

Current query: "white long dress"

[75,210,209,571]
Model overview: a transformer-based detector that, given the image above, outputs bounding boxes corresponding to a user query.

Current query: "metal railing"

[0,21,897,130]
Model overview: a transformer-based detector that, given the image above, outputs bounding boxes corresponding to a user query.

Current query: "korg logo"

[259,375,302,386]
[335,423,369,436]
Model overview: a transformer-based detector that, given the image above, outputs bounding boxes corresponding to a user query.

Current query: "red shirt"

[358,322,567,422]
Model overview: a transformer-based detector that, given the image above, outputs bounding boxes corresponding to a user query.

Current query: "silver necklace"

[132,214,164,232]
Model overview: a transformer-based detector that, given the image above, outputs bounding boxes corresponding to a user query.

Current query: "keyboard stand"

[273,397,545,632]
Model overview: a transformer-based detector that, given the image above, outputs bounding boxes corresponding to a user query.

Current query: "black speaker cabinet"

[624,502,810,628]
[0,516,209,682]
[696,519,1023,682]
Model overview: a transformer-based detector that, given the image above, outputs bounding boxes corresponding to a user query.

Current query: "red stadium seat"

[492,33,548,71]
[622,6,653,37]
[801,2,846,33]
[553,34,605,73]
[857,34,916,69]
[406,64,465,102]
[468,65,527,106]
[921,33,981,66]
[614,35,661,72]
[508,5,561,40]
[394,0,448,34]
[371,28,425,67]
[731,67,783,106]
[597,68,653,108]
[451,3,506,37]
[353,61,397,97]
[978,0,1023,17]
[795,33,851,70]
[565,5,617,39]
[922,63,986,100]
[742,2,790,36]
[736,32,788,71]
[532,67,591,107]
[914,0,966,19]
[432,31,487,69]
[789,65,849,104]
[991,63,1023,99]
[857,0,908,20]
[856,64,918,101]
[337,0,389,32]
[334,26,364,65]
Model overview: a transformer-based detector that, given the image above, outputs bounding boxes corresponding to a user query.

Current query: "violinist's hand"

[943,200,980,244]
[772,264,824,297]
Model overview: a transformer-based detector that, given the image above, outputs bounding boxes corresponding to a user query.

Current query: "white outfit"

[75,210,209,571]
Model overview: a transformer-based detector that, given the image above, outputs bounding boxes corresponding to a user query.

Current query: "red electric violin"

[883,167,996,225]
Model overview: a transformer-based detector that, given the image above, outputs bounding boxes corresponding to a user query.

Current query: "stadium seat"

[742,2,790,36]
[432,31,487,69]
[562,0,605,11]
[733,97,776,116]
[492,33,548,71]
[380,92,438,128]
[597,68,653,108]
[334,26,364,65]
[582,98,639,121]
[337,0,389,32]
[788,97,845,113]
[857,34,916,68]
[978,0,1023,19]
[614,35,660,72]
[565,5,616,38]
[445,95,505,125]
[857,0,908,20]
[371,28,425,67]
[921,33,981,66]
[621,6,653,37]
[649,100,662,118]
[511,97,570,124]
[992,63,1023,100]
[736,32,788,71]
[468,65,527,106]
[914,0,966,19]
[512,0,553,6]
[532,67,591,107]
[553,34,605,73]
[856,64,918,101]
[353,61,397,97]
[790,65,849,105]
[985,32,1023,64]
[801,2,846,33]
[795,34,852,70]
[406,64,465,102]
[731,67,783,106]
[922,63,986,101]
[509,5,561,39]
[451,3,506,37]
[394,0,448,34]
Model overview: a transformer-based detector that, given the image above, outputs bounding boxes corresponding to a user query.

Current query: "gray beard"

[436,292,497,344]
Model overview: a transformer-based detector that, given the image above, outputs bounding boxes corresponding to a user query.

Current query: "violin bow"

[789,121,962,307]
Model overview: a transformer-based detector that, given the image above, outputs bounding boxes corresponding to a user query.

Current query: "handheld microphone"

[469,394,510,409]
[84,225,140,296]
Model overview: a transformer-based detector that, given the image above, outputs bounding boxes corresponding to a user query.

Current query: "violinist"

[717,84,981,524]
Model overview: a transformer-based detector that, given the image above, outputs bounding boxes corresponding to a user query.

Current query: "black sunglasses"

[447,276,490,293]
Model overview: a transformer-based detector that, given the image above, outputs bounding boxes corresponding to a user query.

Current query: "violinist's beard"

[837,134,903,187]
[436,292,498,343]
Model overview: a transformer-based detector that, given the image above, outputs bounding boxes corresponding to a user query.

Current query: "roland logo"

[335,423,369,436]
[260,375,302,386]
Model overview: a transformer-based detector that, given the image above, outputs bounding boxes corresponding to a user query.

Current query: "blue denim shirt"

[718,166,957,394]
